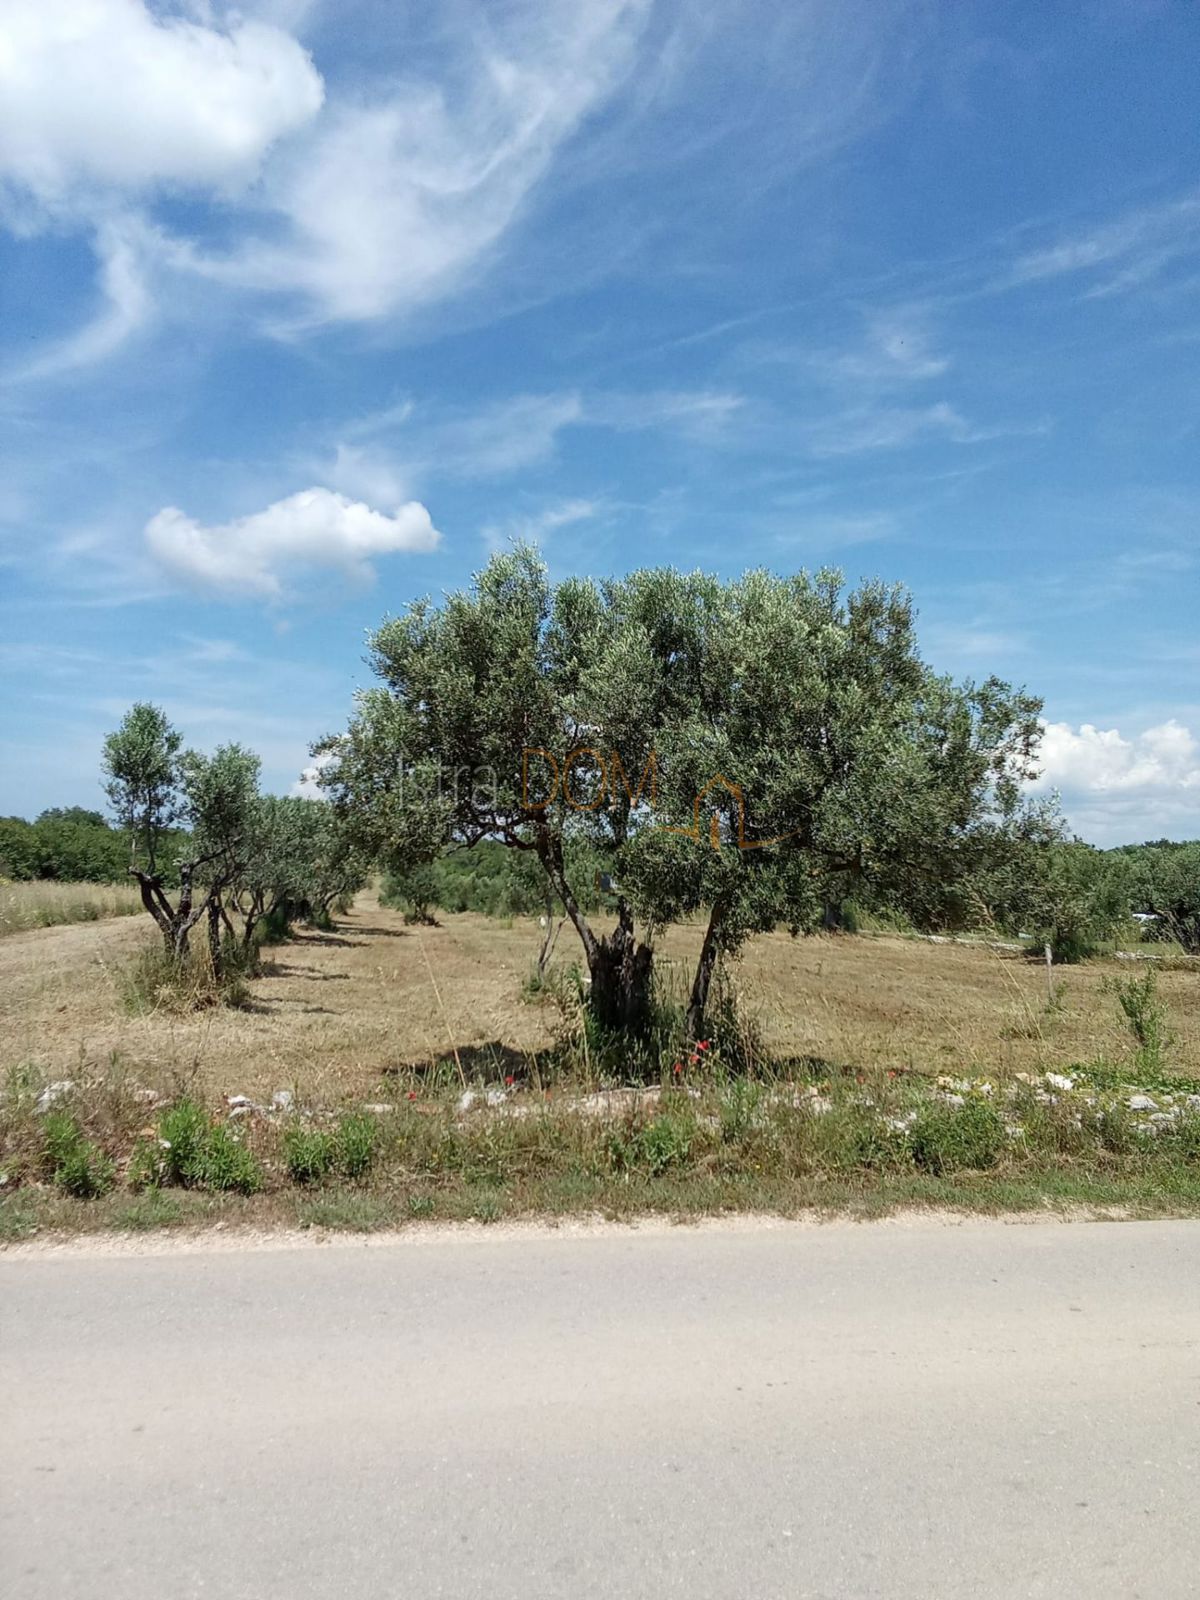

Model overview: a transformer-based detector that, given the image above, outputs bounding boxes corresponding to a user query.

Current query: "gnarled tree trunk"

[534,829,655,1034]
[589,901,655,1034]
[685,900,725,1040]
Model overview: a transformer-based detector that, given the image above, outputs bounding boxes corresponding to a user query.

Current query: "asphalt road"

[3,1217,1199,1599]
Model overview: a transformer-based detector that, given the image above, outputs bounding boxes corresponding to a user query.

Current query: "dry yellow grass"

[0,880,142,938]
[2,891,1198,1101]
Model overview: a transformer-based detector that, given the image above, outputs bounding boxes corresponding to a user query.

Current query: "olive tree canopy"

[317,548,1049,1034]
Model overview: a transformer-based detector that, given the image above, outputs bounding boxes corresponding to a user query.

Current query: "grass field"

[2,890,1198,1099]
[0,879,142,938]
[4,891,1200,1238]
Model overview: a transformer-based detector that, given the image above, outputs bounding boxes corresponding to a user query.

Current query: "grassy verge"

[6,1057,1200,1241]
[0,880,142,937]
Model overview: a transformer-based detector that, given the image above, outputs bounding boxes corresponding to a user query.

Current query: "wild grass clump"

[41,1112,116,1199]
[117,940,258,1016]
[607,1110,696,1176]
[0,880,142,938]
[1105,968,1172,1074]
[132,1097,263,1194]
[909,1098,1006,1175]
[283,1112,379,1185]
[532,959,765,1084]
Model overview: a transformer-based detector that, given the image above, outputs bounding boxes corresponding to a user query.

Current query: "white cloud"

[808,402,1047,457]
[821,308,951,387]
[291,750,333,799]
[0,0,324,206]
[332,386,743,494]
[187,0,651,323]
[1034,719,1200,845]
[1037,719,1200,796]
[144,487,440,599]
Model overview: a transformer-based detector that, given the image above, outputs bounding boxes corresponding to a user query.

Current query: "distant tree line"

[0,808,187,885]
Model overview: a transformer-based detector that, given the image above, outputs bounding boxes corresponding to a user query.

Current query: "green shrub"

[193,1125,263,1193]
[909,1098,1006,1175]
[141,1098,263,1194]
[609,1113,694,1176]
[156,1098,210,1183]
[817,1109,913,1173]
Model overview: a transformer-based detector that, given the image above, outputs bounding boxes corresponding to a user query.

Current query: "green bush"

[283,1115,378,1185]
[1105,969,1171,1073]
[191,1125,263,1193]
[909,1098,1006,1175]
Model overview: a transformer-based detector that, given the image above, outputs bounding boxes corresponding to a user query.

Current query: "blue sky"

[1,0,1198,844]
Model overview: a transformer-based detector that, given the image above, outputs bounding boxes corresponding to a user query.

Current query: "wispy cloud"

[481,497,597,554]
[15,217,155,378]
[325,385,744,492]
[1007,192,1200,297]
[806,402,1048,457]
[177,0,652,325]
[821,307,951,386]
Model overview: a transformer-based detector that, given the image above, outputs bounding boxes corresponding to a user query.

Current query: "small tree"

[102,706,256,964]
[180,743,261,975]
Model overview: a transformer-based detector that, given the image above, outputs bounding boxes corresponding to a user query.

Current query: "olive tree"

[317,548,1049,1037]
[231,796,368,946]
[102,705,258,965]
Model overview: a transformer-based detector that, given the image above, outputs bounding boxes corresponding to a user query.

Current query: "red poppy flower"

[689,1054,700,1065]
[504,1075,515,1087]
[698,1041,710,1051]
[407,1091,418,1101]
[672,1062,682,1075]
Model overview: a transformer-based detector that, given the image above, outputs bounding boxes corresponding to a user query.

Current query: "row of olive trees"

[315,546,1057,1037]
[102,704,366,974]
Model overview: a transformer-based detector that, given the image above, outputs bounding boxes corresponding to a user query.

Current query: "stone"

[1127,1094,1159,1112]
[271,1089,295,1112]
[35,1081,74,1115]
[1045,1073,1075,1092]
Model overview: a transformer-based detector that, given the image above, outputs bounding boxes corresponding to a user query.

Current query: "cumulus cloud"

[1037,720,1200,796]
[144,487,440,599]
[291,750,333,799]
[0,0,323,206]
[1034,719,1200,845]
